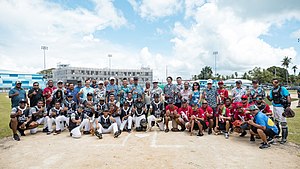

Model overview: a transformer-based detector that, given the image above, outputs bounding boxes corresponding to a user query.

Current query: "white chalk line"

[121,133,131,146]
[150,130,187,148]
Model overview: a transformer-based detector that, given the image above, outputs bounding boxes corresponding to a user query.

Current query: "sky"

[0,0,300,81]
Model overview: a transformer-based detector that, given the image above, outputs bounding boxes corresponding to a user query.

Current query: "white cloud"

[170,2,297,77]
[128,0,183,20]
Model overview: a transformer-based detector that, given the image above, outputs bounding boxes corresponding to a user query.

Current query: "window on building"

[145,72,149,76]
[133,72,135,76]
[71,70,75,75]
[104,71,106,75]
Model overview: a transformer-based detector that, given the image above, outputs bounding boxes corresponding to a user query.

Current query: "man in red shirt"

[165,100,179,132]
[217,81,229,102]
[215,101,231,139]
[43,80,57,111]
[177,99,192,131]
[186,103,207,136]
[200,100,214,135]
[255,95,272,117]
[233,103,253,137]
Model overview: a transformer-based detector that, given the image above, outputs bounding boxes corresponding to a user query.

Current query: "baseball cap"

[19,99,27,103]
[236,103,243,108]
[103,106,109,112]
[182,98,188,103]
[248,105,259,111]
[15,80,22,84]
[57,80,63,84]
[207,79,213,84]
[87,92,93,96]
[109,77,115,81]
[218,81,224,85]
[153,93,160,98]
[99,97,105,101]
[252,80,259,84]
[152,79,159,83]
[167,99,174,105]
[98,80,104,85]
[241,95,248,99]
[133,77,138,80]
[236,80,242,84]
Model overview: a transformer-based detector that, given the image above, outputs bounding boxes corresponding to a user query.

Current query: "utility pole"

[41,46,48,70]
[213,51,218,77]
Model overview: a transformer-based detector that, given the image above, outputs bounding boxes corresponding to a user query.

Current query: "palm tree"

[281,56,292,85]
[292,65,298,75]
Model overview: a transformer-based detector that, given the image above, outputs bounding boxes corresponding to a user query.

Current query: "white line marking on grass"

[121,133,131,146]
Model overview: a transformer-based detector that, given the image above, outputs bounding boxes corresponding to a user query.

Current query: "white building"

[52,64,153,84]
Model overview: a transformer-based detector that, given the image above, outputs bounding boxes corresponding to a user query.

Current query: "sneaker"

[197,132,204,137]
[18,129,26,136]
[250,135,255,142]
[114,130,121,138]
[47,131,52,135]
[127,129,131,133]
[83,131,91,135]
[13,134,20,141]
[95,131,102,139]
[280,139,287,144]
[208,129,212,135]
[224,133,229,139]
[164,128,169,133]
[42,127,49,133]
[54,130,61,135]
[239,131,247,137]
[180,126,186,132]
[70,133,73,137]
[259,143,270,149]
[171,128,179,132]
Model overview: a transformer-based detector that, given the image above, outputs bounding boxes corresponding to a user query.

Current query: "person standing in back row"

[28,82,44,107]
[9,81,27,108]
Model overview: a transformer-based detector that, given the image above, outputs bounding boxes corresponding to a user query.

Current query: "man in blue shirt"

[77,79,95,103]
[9,81,27,108]
[248,105,278,149]
[130,77,144,101]
[267,78,291,144]
[74,80,83,103]
[106,77,119,101]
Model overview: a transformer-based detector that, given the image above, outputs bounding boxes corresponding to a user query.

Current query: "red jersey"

[234,112,252,121]
[166,105,178,112]
[189,108,204,120]
[217,88,229,101]
[200,106,213,116]
[178,106,192,116]
[216,107,231,123]
[43,86,57,105]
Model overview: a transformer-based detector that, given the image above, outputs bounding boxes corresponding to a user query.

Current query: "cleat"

[13,134,20,141]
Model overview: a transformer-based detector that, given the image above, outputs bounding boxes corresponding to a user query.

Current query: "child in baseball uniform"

[132,94,147,131]
[147,93,165,131]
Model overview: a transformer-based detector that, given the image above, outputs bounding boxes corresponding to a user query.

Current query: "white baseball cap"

[98,80,104,84]
[207,79,213,84]
[109,77,115,81]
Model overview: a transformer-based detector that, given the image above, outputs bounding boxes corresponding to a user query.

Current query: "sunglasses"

[33,85,39,86]
[274,81,279,84]
[241,98,247,100]
[202,103,208,104]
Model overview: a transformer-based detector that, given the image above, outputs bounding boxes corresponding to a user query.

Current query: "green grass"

[287,108,300,145]
[0,93,11,138]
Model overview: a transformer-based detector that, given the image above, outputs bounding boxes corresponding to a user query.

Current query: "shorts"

[198,119,208,130]
[251,126,277,138]
[218,120,231,131]
[9,121,31,129]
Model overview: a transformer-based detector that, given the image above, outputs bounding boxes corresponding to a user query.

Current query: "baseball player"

[29,100,48,134]
[147,93,165,132]
[186,103,207,136]
[9,99,39,141]
[132,94,147,131]
[46,101,63,135]
[215,102,232,139]
[164,100,179,132]
[176,99,191,131]
[95,107,121,139]
[120,101,133,132]
[68,105,91,138]
[82,92,96,134]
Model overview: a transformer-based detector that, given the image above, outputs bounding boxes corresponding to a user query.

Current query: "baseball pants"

[120,116,133,131]
[147,115,164,131]
[70,119,90,138]
[97,123,118,134]
[133,115,146,128]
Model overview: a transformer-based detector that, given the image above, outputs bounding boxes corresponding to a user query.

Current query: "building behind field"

[51,64,153,84]
[0,70,46,92]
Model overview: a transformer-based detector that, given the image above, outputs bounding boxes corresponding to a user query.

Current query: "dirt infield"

[0,128,299,169]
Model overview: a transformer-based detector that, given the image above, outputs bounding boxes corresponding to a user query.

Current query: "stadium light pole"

[213,51,218,77]
[41,46,48,70]
[108,54,112,75]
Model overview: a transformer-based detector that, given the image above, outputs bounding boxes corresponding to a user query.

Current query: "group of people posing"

[8,76,291,149]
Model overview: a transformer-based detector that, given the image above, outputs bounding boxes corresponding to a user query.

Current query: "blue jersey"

[254,111,278,134]
[269,86,289,107]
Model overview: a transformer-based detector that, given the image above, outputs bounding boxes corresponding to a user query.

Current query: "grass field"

[0,92,299,144]
[0,93,11,138]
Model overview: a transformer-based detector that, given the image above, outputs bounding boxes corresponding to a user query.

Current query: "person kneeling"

[247,105,278,149]
[10,99,39,141]
[214,102,231,139]
[95,107,121,139]
[186,103,207,136]
[68,106,91,138]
